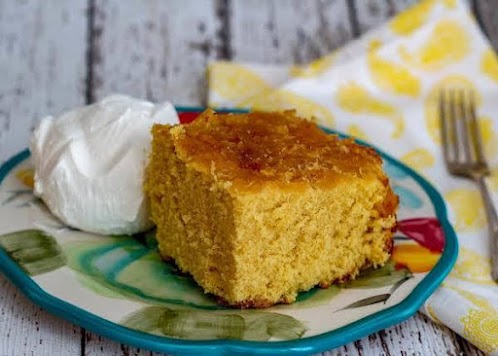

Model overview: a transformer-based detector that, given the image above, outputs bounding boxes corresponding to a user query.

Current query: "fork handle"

[476,176,498,281]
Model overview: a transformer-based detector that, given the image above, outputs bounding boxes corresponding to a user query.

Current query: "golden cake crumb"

[144,109,398,308]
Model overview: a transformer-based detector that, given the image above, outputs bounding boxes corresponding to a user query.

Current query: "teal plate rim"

[0,106,458,355]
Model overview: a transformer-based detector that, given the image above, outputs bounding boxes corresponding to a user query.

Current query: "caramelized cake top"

[168,109,387,190]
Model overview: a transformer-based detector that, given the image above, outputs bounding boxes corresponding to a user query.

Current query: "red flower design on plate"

[392,218,445,273]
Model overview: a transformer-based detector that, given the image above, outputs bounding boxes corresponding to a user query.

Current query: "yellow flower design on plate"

[16,168,35,189]
[481,49,498,83]
[399,20,470,71]
[401,149,435,172]
[336,82,404,138]
[290,52,337,78]
[445,189,486,232]
[368,40,420,97]
[392,243,441,273]
[450,247,494,285]
[425,76,482,145]
[461,309,498,353]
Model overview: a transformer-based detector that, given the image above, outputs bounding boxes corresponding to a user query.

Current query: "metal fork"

[439,88,498,282]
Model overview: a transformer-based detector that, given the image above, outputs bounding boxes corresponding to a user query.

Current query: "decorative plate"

[0,107,457,355]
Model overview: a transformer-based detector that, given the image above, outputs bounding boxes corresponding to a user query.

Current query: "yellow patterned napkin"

[207,0,498,353]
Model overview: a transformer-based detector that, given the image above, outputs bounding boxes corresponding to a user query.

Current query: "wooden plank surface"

[229,0,354,63]
[83,333,159,356]
[0,277,81,356]
[353,0,435,34]
[325,313,480,356]
[1,0,498,355]
[353,0,402,33]
[91,0,222,106]
[0,0,88,164]
[474,0,498,50]
[0,1,87,354]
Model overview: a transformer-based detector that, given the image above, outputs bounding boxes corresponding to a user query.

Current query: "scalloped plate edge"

[0,107,458,355]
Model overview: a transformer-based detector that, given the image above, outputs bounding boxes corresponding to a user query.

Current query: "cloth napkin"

[207,0,498,353]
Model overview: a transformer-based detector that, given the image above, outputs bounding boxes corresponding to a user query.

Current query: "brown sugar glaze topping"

[173,109,386,190]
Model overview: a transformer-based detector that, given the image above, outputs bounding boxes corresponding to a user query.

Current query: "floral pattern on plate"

[0,119,457,354]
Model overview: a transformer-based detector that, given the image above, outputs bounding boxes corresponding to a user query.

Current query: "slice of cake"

[144,109,398,308]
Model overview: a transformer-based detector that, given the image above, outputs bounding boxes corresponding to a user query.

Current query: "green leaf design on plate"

[122,306,169,333]
[344,260,413,289]
[242,313,307,341]
[122,306,307,341]
[63,236,218,309]
[389,275,412,295]
[0,229,65,276]
[160,309,245,340]
[74,272,129,300]
[1,189,33,206]
[340,294,391,310]
[334,260,414,311]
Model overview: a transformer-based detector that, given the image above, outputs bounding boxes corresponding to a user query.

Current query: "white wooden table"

[1,1,497,355]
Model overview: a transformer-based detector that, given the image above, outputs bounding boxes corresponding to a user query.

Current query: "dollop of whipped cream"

[30,94,179,235]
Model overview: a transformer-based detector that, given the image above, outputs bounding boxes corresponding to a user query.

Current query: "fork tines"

[439,88,489,177]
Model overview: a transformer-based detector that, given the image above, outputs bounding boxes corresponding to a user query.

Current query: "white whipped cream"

[30,94,179,235]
